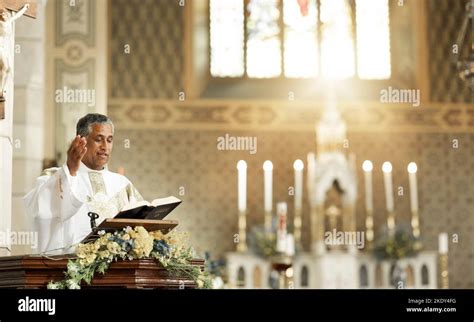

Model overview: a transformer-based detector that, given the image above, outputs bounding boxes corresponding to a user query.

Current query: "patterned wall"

[109,0,183,98]
[428,0,472,102]
[108,129,474,289]
[107,0,474,288]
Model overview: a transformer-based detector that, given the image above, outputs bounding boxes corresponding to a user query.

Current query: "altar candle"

[293,160,304,210]
[276,202,287,253]
[438,233,449,254]
[237,160,247,212]
[263,160,273,212]
[407,162,419,212]
[362,160,373,211]
[382,161,394,212]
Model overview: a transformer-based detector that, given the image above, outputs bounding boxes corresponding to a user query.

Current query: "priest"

[24,113,143,254]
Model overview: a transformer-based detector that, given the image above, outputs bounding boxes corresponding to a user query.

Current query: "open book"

[115,196,182,220]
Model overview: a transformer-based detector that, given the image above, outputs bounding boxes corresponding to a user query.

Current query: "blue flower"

[153,240,170,255]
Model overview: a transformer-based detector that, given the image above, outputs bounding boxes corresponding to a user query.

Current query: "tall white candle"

[382,161,394,212]
[438,233,449,254]
[293,160,304,210]
[362,160,373,211]
[237,160,247,212]
[263,160,273,212]
[407,162,419,212]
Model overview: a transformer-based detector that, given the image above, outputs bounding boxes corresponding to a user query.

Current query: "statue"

[0,4,30,102]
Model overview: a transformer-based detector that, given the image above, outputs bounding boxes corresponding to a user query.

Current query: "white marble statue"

[0,3,30,101]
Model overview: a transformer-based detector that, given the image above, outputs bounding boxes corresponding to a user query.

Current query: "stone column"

[11,0,47,255]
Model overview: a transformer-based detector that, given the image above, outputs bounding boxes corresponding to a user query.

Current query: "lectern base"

[0,255,204,289]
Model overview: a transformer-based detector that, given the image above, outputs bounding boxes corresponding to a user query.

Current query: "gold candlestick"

[264,210,272,231]
[365,209,374,250]
[439,254,449,289]
[411,210,422,250]
[411,210,420,238]
[387,211,395,236]
[237,210,247,252]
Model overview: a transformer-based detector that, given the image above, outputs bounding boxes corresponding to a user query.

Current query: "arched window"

[301,265,309,287]
[237,266,246,287]
[359,265,368,287]
[421,264,429,286]
[210,0,391,79]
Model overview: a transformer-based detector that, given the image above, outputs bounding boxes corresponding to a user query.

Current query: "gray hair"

[76,113,114,137]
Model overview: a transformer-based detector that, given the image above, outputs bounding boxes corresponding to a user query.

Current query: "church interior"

[0,0,473,290]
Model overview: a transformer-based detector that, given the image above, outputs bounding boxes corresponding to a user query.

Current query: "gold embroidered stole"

[87,172,143,221]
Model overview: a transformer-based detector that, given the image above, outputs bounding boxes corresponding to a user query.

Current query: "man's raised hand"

[66,135,87,176]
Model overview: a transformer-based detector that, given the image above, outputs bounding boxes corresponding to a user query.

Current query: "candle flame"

[362,160,373,172]
[407,162,417,173]
[382,161,392,173]
[263,160,273,171]
[237,160,247,170]
[293,159,304,171]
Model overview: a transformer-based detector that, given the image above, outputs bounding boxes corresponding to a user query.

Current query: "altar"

[226,85,444,290]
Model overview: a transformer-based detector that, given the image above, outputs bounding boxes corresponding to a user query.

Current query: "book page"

[120,200,151,212]
[150,196,181,207]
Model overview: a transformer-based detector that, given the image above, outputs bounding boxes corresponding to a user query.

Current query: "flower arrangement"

[373,225,421,261]
[47,226,211,289]
[248,225,278,259]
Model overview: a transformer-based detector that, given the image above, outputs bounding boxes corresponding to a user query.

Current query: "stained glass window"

[283,0,318,78]
[246,0,282,78]
[356,0,391,79]
[320,0,355,79]
[209,0,391,80]
[210,0,245,77]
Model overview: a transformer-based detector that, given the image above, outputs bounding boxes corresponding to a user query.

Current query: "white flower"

[196,279,204,288]
[47,281,61,289]
[212,277,224,289]
[66,279,81,290]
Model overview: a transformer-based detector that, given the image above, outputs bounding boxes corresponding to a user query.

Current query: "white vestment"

[23,162,143,254]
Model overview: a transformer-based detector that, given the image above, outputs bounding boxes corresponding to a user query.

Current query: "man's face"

[81,123,113,170]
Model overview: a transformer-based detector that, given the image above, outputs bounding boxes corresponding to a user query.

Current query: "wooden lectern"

[0,219,205,289]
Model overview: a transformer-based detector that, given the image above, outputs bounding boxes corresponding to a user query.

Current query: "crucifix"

[0,0,36,120]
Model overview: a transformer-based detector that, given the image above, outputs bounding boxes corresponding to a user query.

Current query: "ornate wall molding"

[55,0,95,47]
[47,0,107,163]
[108,99,474,133]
